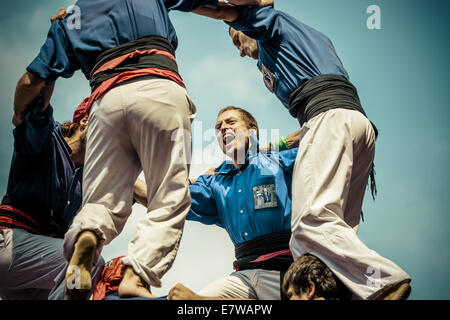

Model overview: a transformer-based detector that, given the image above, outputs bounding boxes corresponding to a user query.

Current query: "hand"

[50,8,68,22]
[204,167,218,175]
[259,143,271,152]
[168,283,202,300]
[12,113,25,127]
[228,0,274,8]
[189,168,217,185]
[255,0,274,8]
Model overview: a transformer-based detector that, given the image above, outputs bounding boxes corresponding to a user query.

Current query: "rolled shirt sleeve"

[26,21,81,84]
[276,147,298,175]
[187,174,223,228]
[227,6,280,42]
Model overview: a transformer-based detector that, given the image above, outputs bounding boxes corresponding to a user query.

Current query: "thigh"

[1,229,66,292]
[344,111,376,229]
[253,270,281,300]
[82,88,142,214]
[124,79,196,197]
[197,270,258,299]
[0,288,51,300]
[292,110,353,225]
[0,229,13,285]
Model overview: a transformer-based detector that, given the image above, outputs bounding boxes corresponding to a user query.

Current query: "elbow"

[17,71,45,91]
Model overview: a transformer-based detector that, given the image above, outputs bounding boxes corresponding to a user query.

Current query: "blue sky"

[0,0,449,299]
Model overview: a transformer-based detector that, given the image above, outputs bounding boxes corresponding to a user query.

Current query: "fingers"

[205,167,218,175]
[12,114,25,127]
[259,0,274,8]
[50,7,68,22]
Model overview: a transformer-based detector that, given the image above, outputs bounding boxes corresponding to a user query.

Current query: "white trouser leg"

[64,78,196,288]
[289,109,410,299]
[121,79,196,287]
[198,269,281,300]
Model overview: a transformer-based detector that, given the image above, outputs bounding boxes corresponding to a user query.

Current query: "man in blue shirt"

[193,2,411,299]
[0,94,101,300]
[164,106,299,300]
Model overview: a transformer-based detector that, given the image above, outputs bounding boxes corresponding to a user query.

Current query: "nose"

[240,48,247,57]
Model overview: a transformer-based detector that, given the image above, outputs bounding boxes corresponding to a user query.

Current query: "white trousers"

[64,78,197,288]
[290,109,410,299]
[198,269,282,300]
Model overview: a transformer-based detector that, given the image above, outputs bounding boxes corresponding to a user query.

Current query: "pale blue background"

[0,0,448,299]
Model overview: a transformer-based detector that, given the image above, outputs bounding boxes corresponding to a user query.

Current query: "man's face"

[64,119,88,167]
[229,28,259,60]
[215,109,254,164]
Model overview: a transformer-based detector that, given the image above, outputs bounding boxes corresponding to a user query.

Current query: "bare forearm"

[13,71,53,126]
[286,129,301,149]
[193,3,239,22]
[228,0,273,8]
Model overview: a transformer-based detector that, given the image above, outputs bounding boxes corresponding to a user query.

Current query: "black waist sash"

[289,75,367,126]
[233,231,293,272]
[288,74,378,204]
[89,36,180,92]
[1,194,66,238]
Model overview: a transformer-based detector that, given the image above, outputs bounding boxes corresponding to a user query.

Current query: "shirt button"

[240,210,244,214]
[238,189,242,193]
[244,232,248,236]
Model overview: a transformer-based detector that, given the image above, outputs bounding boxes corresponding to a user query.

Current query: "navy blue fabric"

[5,98,82,230]
[103,292,168,300]
[27,0,218,83]
[187,147,298,246]
[227,6,349,109]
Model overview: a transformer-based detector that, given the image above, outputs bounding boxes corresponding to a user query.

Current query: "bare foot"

[118,267,156,298]
[375,281,412,300]
[65,231,98,300]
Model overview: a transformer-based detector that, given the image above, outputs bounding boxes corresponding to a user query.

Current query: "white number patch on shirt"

[261,63,276,93]
[253,184,278,210]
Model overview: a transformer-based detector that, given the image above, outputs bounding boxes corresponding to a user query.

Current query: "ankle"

[75,231,98,249]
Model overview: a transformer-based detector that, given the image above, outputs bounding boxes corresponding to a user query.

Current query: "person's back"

[28,0,211,81]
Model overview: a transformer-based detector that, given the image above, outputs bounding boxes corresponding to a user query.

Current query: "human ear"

[80,117,88,130]
[308,283,318,300]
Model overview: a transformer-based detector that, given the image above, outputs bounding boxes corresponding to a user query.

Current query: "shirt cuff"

[27,57,57,85]
[226,6,251,28]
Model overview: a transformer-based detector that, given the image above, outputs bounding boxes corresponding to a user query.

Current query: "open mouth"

[223,131,235,147]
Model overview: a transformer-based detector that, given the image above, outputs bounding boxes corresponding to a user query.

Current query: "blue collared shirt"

[27,0,218,84]
[6,100,82,229]
[227,6,349,109]
[187,148,298,246]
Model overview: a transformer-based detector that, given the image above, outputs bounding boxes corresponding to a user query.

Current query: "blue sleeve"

[27,21,81,84]
[227,6,281,42]
[164,0,218,12]
[187,175,223,228]
[12,97,55,157]
[277,147,298,175]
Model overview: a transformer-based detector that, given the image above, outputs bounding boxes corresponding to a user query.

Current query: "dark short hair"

[282,254,352,300]
[61,121,79,138]
[217,106,259,136]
